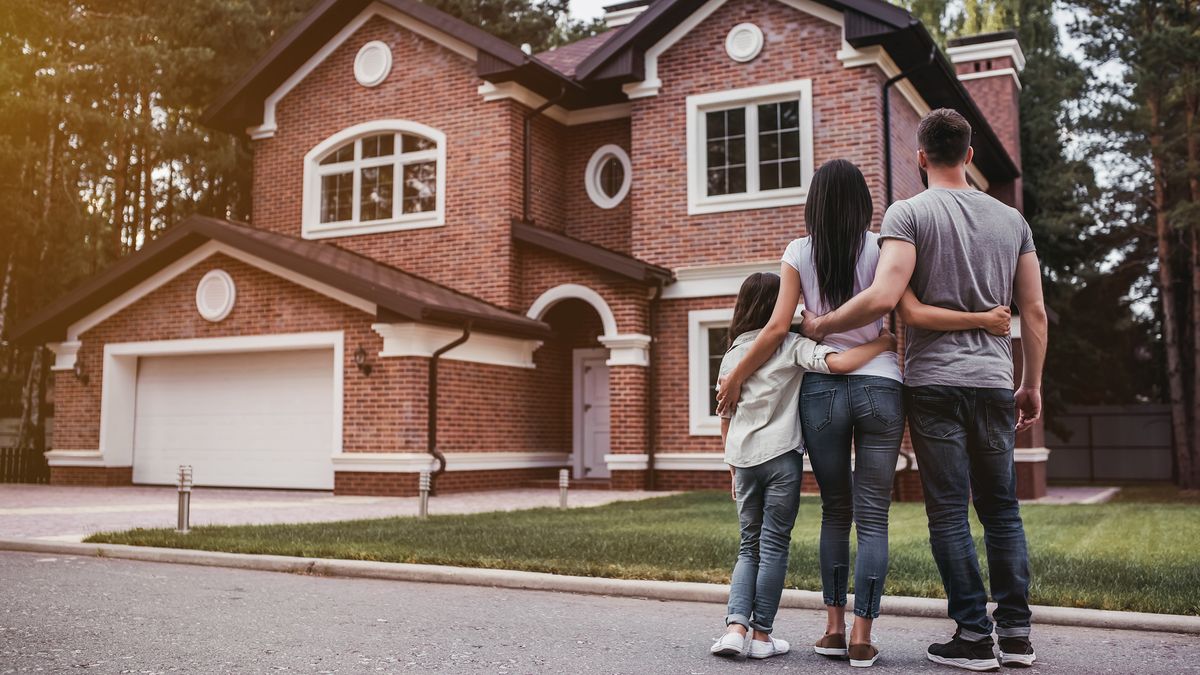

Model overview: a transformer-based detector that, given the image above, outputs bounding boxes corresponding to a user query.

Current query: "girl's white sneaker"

[710,631,748,657]
[748,635,791,659]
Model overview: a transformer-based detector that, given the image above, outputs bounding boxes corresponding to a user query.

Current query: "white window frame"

[686,79,815,216]
[688,308,735,436]
[584,144,632,209]
[302,119,447,239]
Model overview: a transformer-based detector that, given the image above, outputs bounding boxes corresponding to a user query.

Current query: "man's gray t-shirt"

[881,187,1035,389]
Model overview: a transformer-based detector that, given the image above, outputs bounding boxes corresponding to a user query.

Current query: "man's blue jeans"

[800,374,904,620]
[727,450,803,634]
[905,385,1033,642]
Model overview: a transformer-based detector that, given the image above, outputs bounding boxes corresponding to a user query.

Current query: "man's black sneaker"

[927,635,1000,672]
[998,636,1036,668]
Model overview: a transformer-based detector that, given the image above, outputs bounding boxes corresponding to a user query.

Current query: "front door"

[573,349,611,478]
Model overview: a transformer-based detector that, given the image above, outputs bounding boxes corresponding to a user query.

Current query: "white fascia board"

[957,67,1022,90]
[598,333,652,367]
[249,2,479,139]
[47,341,82,372]
[64,241,376,344]
[662,261,780,299]
[946,38,1026,71]
[478,82,631,126]
[371,322,542,369]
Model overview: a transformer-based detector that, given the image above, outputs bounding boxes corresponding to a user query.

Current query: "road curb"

[3,537,1197,635]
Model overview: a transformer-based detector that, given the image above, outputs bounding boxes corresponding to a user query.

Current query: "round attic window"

[585,145,632,209]
[354,41,393,87]
[196,269,236,322]
[725,23,764,63]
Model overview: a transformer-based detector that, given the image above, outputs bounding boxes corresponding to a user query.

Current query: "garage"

[131,348,336,489]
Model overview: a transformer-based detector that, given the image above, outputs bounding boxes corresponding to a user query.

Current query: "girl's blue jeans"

[726,450,803,634]
[800,373,904,620]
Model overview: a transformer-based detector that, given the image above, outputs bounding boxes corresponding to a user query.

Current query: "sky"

[568,0,609,20]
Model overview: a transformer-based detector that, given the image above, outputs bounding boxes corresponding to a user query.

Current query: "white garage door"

[132,349,336,489]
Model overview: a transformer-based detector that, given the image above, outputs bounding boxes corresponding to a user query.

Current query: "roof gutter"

[428,321,472,495]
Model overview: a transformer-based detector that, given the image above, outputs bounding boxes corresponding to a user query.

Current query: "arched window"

[302,120,446,239]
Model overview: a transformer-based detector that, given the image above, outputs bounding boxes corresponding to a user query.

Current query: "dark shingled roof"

[511,220,672,284]
[535,30,624,78]
[10,216,550,345]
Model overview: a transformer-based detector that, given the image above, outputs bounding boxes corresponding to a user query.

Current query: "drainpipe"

[523,84,568,224]
[428,321,472,495]
[644,282,665,490]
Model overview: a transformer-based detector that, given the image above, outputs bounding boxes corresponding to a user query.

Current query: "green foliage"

[88,491,1200,616]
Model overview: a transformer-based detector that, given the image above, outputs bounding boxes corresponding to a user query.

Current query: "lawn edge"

[4,537,1197,635]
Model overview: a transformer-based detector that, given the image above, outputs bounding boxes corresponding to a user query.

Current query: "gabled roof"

[11,216,550,345]
[512,220,672,284]
[534,30,624,78]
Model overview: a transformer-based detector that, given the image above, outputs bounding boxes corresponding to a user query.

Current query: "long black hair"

[728,272,780,348]
[805,159,874,310]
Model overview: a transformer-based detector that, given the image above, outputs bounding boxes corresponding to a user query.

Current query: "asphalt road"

[1,551,1196,674]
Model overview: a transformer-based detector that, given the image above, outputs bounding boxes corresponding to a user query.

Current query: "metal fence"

[0,445,49,484]
[1046,404,1173,482]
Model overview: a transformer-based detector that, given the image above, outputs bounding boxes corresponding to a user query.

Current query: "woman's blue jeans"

[800,374,903,620]
[727,450,804,634]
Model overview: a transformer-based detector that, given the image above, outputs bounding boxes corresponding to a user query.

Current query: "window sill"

[302,215,445,240]
[688,188,808,216]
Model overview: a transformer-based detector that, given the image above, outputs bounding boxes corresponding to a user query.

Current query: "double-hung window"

[303,120,446,239]
[686,79,814,215]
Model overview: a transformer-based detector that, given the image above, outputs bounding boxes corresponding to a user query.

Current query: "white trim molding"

[598,333,652,367]
[332,451,570,473]
[301,119,447,240]
[662,261,779,300]
[604,453,650,472]
[946,38,1027,72]
[371,323,541,369]
[604,4,648,28]
[686,79,815,215]
[622,0,842,99]
[248,2,478,139]
[1015,446,1051,463]
[478,82,631,126]
[44,449,105,467]
[957,67,1022,90]
[98,331,345,470]
[64,241,375,344]
[47,341,82,372]
[585,144,632,209]
[654,452,727,471]
[527,284,620,338]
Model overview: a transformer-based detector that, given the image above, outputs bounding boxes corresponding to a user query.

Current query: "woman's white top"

[782,232,902,381]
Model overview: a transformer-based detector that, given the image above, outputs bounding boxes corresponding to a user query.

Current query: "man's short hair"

[917,108,972,166]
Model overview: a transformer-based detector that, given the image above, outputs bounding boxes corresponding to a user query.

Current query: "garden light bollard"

[418,470,430,519]
[559,469,569,509]
[176,465,193,534]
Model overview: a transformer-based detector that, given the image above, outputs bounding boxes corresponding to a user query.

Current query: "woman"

[716,159,1009,667]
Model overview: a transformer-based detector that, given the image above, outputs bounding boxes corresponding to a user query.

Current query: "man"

[800,109,1048,671]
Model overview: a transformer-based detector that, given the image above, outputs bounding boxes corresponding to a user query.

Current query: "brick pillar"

[1012,335,1049,499]
[608,364,648,490]
[947,31,1024,210]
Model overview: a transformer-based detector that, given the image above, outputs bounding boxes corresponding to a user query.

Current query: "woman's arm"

[824,328,897,374]
[715,262,803,416]
[897,288,1011,336]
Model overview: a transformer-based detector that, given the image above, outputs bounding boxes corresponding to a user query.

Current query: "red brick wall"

[954,55,1022,210]
[563,119,633,253]
[48,466,132,487]
[252,15,517,308]
[652,296,731,457]
[629,0,887,269]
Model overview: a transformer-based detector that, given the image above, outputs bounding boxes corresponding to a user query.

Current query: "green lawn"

[87,492,1200,616]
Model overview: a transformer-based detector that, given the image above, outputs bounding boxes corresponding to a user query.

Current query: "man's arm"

[897,288,1012,336]
[715,262,802,416]
[1013,251,1047,432]
[801,240,917,341]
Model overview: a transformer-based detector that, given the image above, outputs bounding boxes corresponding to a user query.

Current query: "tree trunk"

[1150,96,1192,487]
[17,128,57,455]
[112,135,128,258]
[1187,84,1200,489]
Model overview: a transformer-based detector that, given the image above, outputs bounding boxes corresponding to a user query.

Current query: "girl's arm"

[897,288,1011,336]
[824,328,897,374]
[715,262,802,416]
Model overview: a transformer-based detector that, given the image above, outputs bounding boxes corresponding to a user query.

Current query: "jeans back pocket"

[909,395,962,440]
[801,389,836,433]
[985,398,1017,453]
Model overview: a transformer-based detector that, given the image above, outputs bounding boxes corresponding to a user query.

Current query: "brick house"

[14,0,1048,497]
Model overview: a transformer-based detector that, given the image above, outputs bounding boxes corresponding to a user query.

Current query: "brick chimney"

[946,31,1025,211]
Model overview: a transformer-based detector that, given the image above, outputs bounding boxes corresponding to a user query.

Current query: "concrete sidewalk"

[0,484,670,540]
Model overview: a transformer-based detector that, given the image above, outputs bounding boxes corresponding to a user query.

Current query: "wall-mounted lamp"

[72,360,89,386]
[354,347,373,376]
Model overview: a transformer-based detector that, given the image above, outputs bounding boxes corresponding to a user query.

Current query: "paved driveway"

[0,484,665,541]
[3,551,1197,673]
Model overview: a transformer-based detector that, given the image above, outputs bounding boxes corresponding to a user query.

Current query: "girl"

[710,271,895,660]
[715,160,1011,667]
